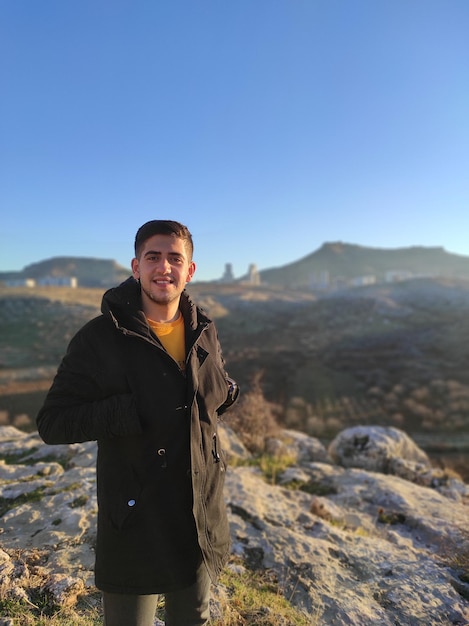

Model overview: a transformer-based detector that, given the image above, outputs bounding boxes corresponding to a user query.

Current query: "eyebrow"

[143,250,185,258]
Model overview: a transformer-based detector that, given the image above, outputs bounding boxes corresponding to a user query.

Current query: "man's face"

[131,234,196,308]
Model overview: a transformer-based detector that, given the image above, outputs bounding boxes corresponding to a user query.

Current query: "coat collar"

[101,277,210,336]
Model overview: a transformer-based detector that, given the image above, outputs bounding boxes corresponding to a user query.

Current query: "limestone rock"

[1,424,469,625]
[328,424,431,472]
[265,428,329,463]
[44,573,86,608]
[218,424,250,461]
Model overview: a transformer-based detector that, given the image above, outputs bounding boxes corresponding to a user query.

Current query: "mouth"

[154,278,173,286]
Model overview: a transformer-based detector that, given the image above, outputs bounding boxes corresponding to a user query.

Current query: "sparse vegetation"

[227,372,282,455]
[69,495,89,508]
[0,591,103,626]
[437,530,469,599]
[0,292,100,370]
[0,486,47,516]
[3,281,469,450]
[283,478,338,497]
[211,562,312,625]
[231,453,297,485]
[0,551,311,626]
[0,448,40,465]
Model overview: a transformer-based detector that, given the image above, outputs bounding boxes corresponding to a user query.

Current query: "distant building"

[2,275,78,288]
[37,276,78,288]
[4,278,36,288]
[385,270,413,283]
[351,275,376,287]
[310,271,330,290]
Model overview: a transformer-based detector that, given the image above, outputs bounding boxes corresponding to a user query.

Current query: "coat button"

[128,499,136,507]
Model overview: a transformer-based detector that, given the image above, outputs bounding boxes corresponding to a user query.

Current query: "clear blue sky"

[1,0,468,282]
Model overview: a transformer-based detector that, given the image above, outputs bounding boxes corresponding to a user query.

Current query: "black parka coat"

[36,278,238,594]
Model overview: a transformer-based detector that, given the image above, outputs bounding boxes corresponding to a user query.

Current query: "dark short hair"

[134,220,194,260]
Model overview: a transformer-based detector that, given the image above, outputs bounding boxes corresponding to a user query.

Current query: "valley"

[2,277,469,479]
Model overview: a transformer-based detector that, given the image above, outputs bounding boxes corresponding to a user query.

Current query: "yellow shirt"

[147,314,186,370]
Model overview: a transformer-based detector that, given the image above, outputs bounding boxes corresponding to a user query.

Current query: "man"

[36,220,239,626]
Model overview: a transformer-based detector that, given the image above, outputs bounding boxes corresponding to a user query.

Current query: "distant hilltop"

[0,257,130,289]
[1,243,469,289]
[257,242,469,290]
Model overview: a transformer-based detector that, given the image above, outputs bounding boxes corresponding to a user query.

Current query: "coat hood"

[100,276,210,337]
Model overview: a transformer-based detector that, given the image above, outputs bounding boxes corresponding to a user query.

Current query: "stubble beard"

[140,282,179,306]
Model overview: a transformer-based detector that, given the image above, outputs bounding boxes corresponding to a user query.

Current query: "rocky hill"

[3,242,469,290]
[258,242,469,288]
[1,423,468,625]
[0,257,130,288]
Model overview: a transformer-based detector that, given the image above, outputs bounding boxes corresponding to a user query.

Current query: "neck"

[148,310,181,324]
[141,296,181,323]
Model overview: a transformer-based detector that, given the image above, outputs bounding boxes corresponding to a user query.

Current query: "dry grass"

[0,556,311,626]
[438,529,469,587]
[227,372,281,455]
[0,286,104,307]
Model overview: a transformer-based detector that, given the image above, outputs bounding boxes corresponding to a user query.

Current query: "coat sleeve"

[217,377,240,416]
[36,323,143,445]
[211,324,240,416]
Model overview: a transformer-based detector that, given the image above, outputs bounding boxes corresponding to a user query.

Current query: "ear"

[131,257,139,279]
[186,261,196,283]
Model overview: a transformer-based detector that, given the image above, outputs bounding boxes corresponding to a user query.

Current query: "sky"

[1,0,468,282]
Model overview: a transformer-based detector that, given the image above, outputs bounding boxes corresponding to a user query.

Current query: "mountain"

[258,242,469,288]
[2,243,469,289]
[0,257,130,288]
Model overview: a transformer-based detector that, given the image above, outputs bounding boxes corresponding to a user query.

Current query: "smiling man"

[132,224,196,317]
[36,220,239,626]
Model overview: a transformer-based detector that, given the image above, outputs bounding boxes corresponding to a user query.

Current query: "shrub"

[227,372,281,454]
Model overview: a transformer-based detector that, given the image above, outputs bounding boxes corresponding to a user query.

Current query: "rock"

[44,573,85,608]
[1,424,469,625]
[309,495,345,522]
[265,428,329,463]
[328,424,431,472]
[218,424,250,461]
[225,462,469,624]
[0,425,25,442]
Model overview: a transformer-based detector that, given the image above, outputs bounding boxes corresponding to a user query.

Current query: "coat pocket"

[107,477,143,531]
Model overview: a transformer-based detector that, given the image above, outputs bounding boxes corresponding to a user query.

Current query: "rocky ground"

[1,424,469,625]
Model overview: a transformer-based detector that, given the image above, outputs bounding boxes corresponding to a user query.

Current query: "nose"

[157,257,171,272]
